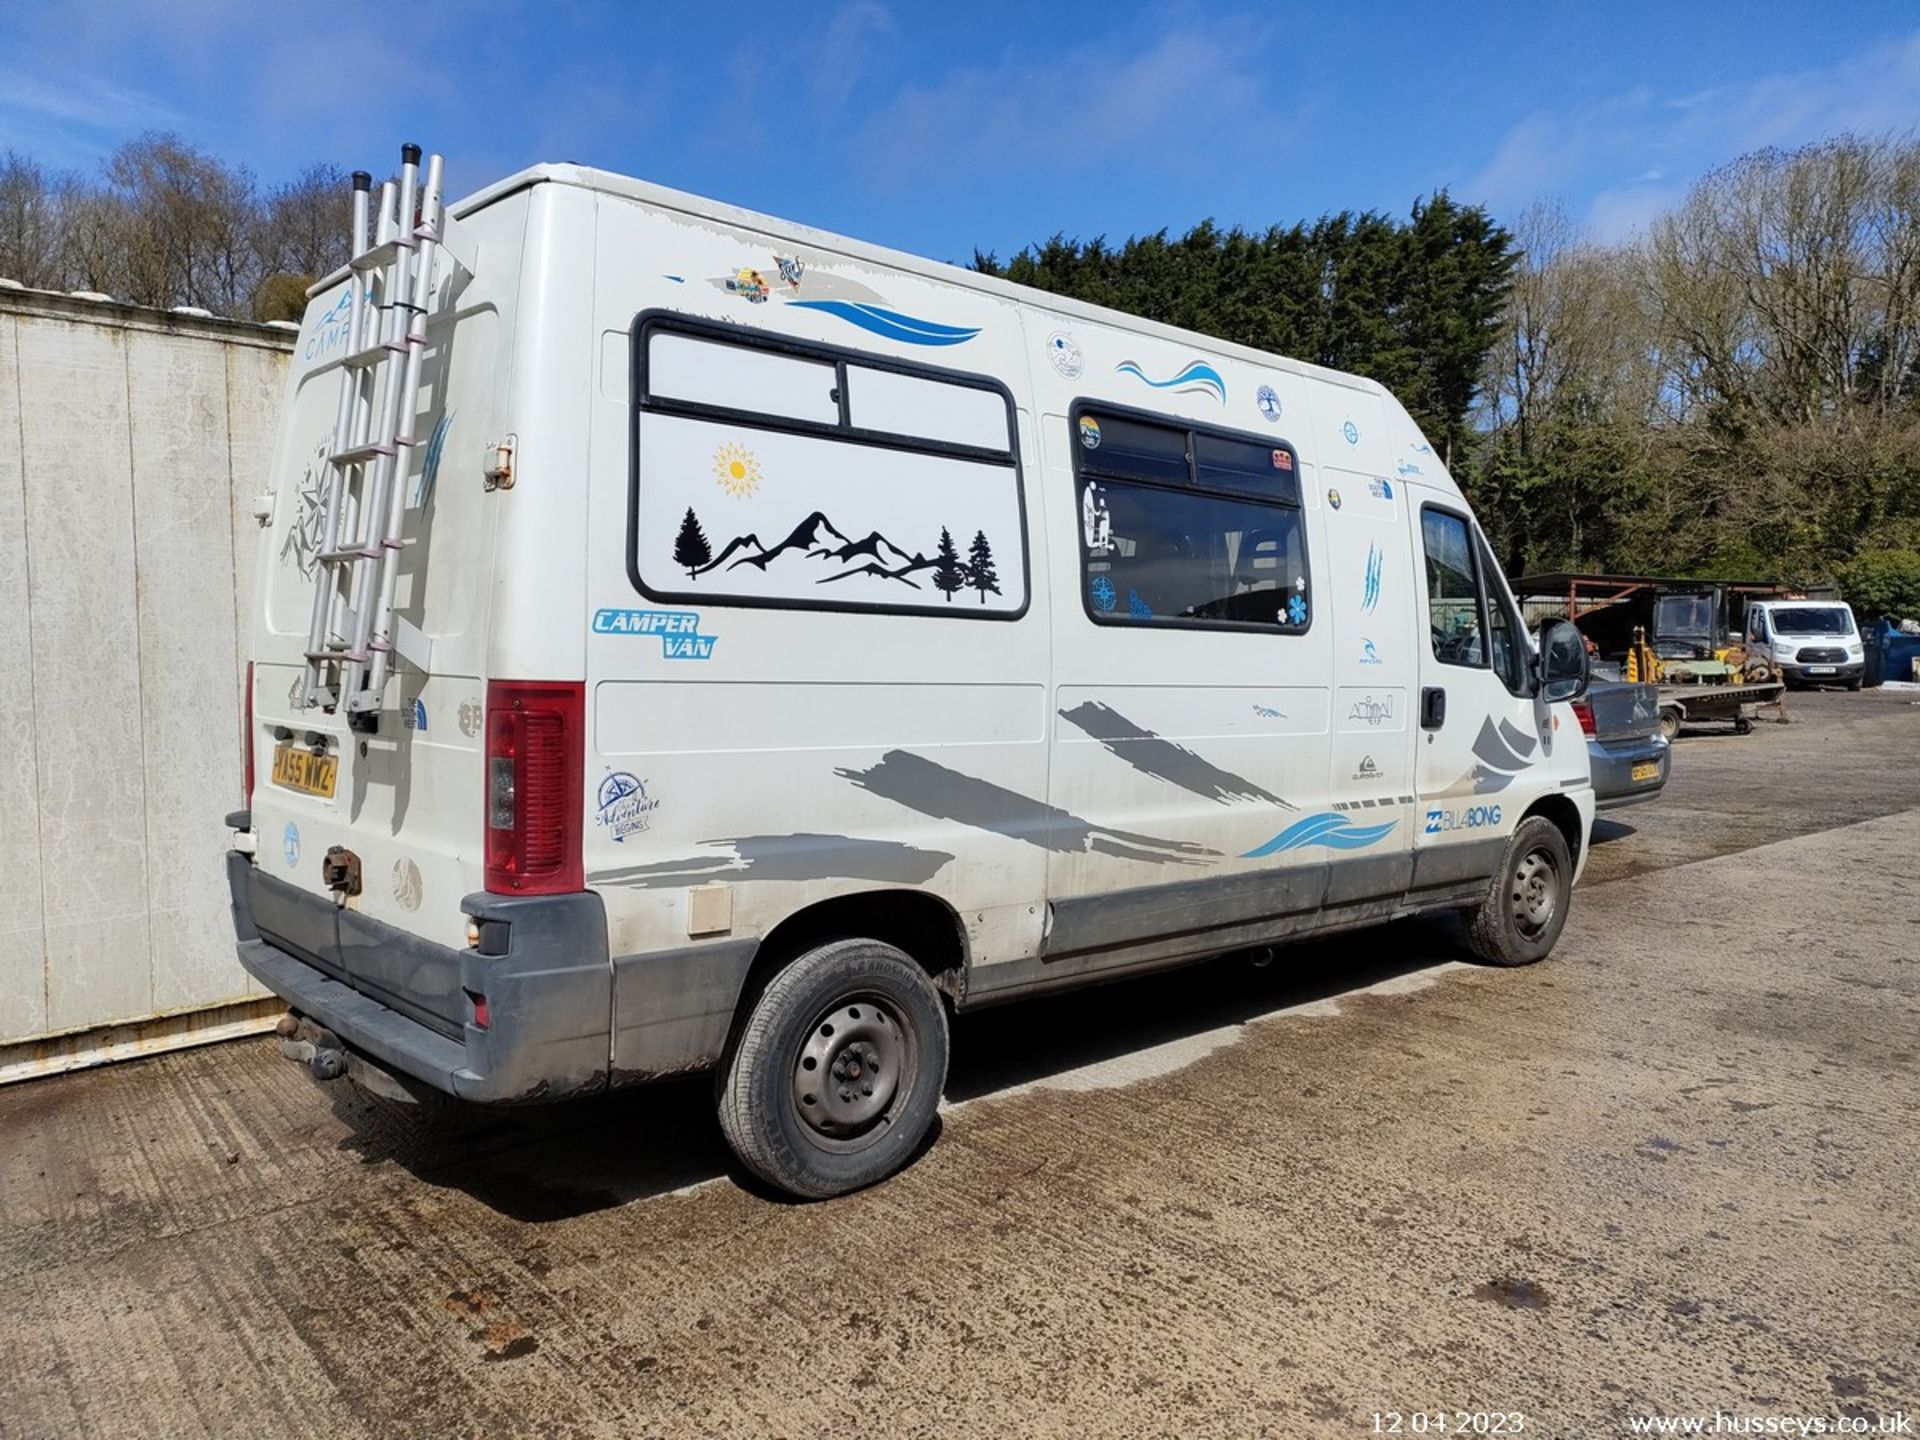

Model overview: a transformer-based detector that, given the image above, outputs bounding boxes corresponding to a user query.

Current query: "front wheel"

[718,938,948,1199]
[1465,815,1574,967]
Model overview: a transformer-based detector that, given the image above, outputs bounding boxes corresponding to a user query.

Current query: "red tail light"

[242,661,256,810]
[484,680,585,894]
[1571,700,1596,737]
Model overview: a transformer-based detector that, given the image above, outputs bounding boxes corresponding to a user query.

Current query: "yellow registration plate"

[272,743,338,799]
[1631,761,1660,783]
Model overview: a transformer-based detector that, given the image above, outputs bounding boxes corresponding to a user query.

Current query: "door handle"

[1420,686,1447,730]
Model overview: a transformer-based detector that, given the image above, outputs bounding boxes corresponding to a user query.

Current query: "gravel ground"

[2,688,1916,1439]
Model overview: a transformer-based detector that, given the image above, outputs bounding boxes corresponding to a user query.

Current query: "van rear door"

[246,210,520,1028]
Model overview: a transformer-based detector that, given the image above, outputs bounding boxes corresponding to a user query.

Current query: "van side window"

[648,332,840,427]
[1475,532,1528,694]
[1073,407,1310,632]
[631,315,1026,618]
[1422,509,1488,668]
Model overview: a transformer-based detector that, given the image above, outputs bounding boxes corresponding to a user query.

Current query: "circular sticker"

[1256,384,1282,422]
[1078,415,1102,449]
[1327,488,1342,510]
[1047,332,1085,379]
[1342,419,1360,445]
[282,822,301,868]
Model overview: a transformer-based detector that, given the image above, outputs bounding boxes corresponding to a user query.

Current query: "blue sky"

[2,1,1915,263]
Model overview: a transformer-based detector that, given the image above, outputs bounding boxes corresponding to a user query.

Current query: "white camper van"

[231,146,1594,1198]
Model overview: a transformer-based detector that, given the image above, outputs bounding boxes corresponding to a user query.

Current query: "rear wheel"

[1465,816,1573,967]
[718,938,948,1200]
[1658,707,1681,741]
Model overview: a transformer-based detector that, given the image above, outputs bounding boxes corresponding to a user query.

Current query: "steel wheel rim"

[791,994,914,1154]
[1510,845,1560,939]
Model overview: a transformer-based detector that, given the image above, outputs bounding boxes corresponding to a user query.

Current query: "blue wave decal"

[1242,812,1397,857]
[414,410,453,508]
[1115,359,1227,403]
[787,299,981,346]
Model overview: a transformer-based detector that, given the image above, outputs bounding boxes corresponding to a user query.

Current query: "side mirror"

[1537,618,1590,702]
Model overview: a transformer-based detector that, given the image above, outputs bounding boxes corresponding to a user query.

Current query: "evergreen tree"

[932,527,965,602]
[966,529,1000,603]
[673,507,712,577]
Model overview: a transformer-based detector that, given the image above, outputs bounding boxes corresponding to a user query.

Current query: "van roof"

[454,162,1390,402]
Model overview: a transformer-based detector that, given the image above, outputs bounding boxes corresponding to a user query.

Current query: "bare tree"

[0,151,70,288]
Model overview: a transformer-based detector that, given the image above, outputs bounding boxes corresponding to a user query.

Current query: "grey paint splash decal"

[594,833,954,889]
[835,750,1217,865]
[1497,717,1538,759]
[1434,716,1537,797]
[1473,717,1533,773]
[1058,702,1293,809]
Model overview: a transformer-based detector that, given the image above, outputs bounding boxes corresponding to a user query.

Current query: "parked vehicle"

[1572,681,1668,809]
[1743,599,1865,688]
[228,146,1594,1198]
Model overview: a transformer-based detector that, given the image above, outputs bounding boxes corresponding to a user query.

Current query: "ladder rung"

[305,647,369,664]
[331,440,396,467]
[350,236,416,273]
[317,546,380,564]
[342,339,408,370]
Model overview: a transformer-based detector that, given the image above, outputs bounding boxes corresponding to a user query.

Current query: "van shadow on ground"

[324,917,1472,1223]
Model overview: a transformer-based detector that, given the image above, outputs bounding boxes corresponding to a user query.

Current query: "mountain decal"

[680,505,993,597]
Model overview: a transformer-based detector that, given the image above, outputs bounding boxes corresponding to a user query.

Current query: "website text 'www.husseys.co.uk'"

[1626,1412,1911,1436]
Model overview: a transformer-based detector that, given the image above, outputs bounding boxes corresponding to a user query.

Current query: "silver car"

[1575,679,1670,810]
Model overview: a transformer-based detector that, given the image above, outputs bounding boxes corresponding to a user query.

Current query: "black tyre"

[1845,678,1863,692]
[718,939,948,1200]
[1465,815,1574,967]
[1658,707,1681,742]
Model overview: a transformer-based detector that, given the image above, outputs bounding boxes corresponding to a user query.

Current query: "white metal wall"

[0,288,293,1055]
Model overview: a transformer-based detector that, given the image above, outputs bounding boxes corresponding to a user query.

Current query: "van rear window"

[648,332,839,427]
[630,314,1027,620]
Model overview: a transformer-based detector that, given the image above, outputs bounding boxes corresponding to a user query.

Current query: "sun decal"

[712,442,762,498]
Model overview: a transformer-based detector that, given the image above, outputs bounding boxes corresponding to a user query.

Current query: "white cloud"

[0,64,183,163]
[851,23,1294,191]
[1463,30,1920,240]
[811,2,898,115]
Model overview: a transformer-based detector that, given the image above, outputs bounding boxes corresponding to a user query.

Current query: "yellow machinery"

[1624,626,1774,685]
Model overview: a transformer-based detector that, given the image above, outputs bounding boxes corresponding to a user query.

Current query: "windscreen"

[1768,606,1854,636]
[1654,594,1712,637]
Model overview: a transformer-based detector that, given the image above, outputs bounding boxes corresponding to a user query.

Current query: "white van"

[231,147,1593,1197]
[1743,599,1865,688]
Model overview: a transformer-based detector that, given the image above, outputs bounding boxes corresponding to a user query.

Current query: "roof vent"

[171,305,214,318]
[69,289,113,303]
[0,277,24,291]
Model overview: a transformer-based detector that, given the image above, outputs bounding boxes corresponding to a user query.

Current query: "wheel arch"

[728,886,969,1030]
[1521,792,1585,872]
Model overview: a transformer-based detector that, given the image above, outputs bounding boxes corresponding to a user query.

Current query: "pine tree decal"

[932,526,966,602]
[673,507,712,578]
[966,529,1001,604]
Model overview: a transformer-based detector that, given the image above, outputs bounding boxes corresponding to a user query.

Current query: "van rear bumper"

[226,852,614,1104]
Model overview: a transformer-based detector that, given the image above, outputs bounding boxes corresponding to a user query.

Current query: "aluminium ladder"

[299,142,468,714]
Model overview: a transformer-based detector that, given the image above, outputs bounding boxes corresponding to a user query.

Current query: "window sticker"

[1081,481,1113,554]
[1079,415,1102,449]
